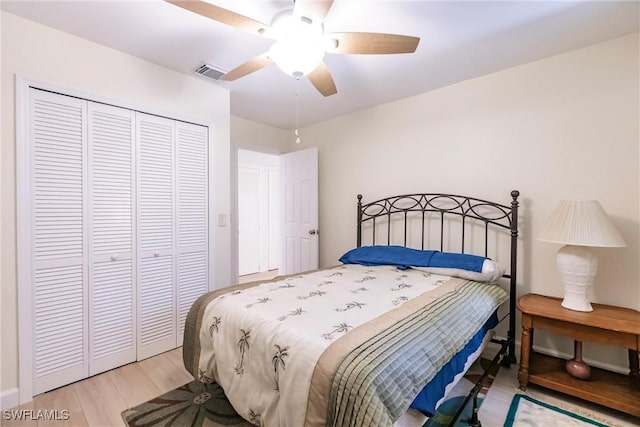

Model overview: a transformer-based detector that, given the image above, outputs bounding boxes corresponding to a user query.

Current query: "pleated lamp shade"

[538,200,626,247]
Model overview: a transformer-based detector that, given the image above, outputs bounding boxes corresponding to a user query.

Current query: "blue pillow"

[339,245,486,273]
[339,245,436,269]
[429,251,485,272]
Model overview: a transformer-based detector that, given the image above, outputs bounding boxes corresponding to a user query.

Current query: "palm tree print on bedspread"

[322,323,353,340]
[298,290,326,300]
[392,296,409,306]
[316,280,334,287]
[271,345,289,391]
[245,297,271,309]
[235,329,251,376]
[248,409,262,426]
[335,301,366,312]
[268,283,295,292]
[277,308,305,321]
[218,290,243,300]
[209,316,221,336]
[198,368,214,384]
[391,283,412,292]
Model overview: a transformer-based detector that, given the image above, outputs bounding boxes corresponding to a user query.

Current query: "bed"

[183,190,520,427]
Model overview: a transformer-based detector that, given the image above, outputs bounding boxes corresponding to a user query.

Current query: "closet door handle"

[110,254,118,261]
[154,251,160,257]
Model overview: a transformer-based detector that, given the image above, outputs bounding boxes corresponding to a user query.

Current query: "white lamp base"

[556,245,597,312]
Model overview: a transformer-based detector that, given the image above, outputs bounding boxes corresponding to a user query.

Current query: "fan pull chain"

[295,78,301,144]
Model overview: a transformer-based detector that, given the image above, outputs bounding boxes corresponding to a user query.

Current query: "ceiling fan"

[166,0,420,97]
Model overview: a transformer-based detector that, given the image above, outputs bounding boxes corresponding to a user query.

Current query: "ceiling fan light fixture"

[268,9,325,77]
[269,39,324,77]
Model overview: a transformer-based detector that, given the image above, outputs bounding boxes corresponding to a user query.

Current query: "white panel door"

[238,165,261,276]
[30,89,89,394]
[176,121,208,346]
[136,113,176,360]
[88,102,136,375]
[280,147,319,275]
[267,167,279,271]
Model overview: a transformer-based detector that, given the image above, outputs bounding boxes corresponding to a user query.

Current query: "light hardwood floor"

[5,348,638,427]
[4,349,192,427]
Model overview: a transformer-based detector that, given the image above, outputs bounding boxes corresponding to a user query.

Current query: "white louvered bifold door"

[30,89,89,394]
[176,122,209,346]
[136,113,177,360]
[88,102,136,375]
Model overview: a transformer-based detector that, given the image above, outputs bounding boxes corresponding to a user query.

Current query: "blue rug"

[504,395,608,427]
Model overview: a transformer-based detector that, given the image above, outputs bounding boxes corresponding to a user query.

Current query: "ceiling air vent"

[194,63,226,81]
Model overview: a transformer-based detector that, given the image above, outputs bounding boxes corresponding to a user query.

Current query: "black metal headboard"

[356,190,520,363]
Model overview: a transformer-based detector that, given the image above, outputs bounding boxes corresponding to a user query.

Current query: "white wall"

[297,33,639,370]
[1,11,231,400]
[231,116,292,153]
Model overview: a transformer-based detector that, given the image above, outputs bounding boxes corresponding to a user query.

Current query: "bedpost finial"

[357,194,362,201]
[511,190,520,200]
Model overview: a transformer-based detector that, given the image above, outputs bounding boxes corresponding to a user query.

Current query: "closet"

[27,88,209,394]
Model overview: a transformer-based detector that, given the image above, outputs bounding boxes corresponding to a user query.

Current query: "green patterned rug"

[504,395,607,427]
[121,381,252,427]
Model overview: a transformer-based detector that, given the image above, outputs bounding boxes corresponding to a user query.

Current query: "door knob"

[110,254,118,261]
[308,229,319,235]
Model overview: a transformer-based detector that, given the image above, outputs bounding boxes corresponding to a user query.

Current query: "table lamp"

[538,200,626,312]
[538,200,626,380]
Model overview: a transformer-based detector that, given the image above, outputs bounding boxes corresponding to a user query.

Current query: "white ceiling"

[2,1,638,129]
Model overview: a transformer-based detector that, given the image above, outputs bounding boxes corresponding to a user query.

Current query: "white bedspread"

[197,265,455,426]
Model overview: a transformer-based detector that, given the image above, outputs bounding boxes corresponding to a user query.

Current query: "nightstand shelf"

[528,352,640,415]
[517,293,640,417]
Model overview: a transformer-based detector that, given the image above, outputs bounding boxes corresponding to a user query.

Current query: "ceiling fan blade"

[326,32,420,54]
[308,61,337,97]
[293,0,335,25]
[221,54,272,81]
[165,0,270,35]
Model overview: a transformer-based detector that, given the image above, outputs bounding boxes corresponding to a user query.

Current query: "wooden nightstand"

[517,293,640,417]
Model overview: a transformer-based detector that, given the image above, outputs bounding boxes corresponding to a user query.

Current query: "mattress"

[182,264,508,427]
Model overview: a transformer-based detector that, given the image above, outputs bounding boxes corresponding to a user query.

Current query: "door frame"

[231,144,282,284]
[15,76,216,404]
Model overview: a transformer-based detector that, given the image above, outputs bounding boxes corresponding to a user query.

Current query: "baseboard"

[486,335,629,375]
[1,388,19,411]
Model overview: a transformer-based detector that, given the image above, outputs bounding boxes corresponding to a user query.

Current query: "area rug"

[122,381,252,427]
[504,394,607,427]
[423,357,500,427]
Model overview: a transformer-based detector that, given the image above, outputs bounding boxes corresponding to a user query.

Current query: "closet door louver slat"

[88,103,136,375]
[176,122,209,344]
[136,113,177,360]
[31,90,88,394]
